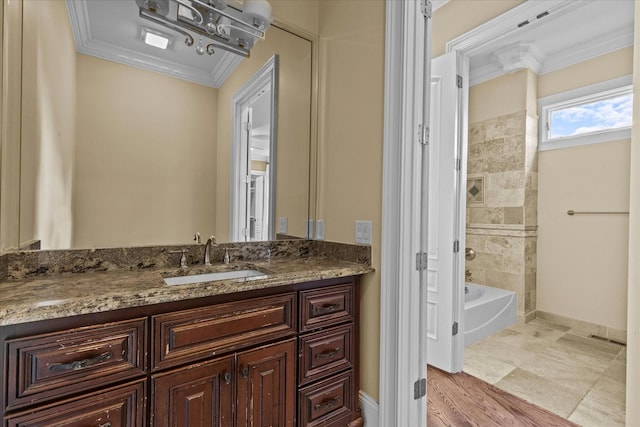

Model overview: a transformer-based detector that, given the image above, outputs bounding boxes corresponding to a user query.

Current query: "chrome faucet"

[204,235,217,266]
[465,268,473,282]
[168,249,189,268]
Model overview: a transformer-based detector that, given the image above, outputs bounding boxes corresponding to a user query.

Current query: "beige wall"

[537,141,630,330]
[538,47,633,99]
[216,24,312,241]
[625,2,640,422]
[1,0,23,251]
[469,69,530,124]
[271,0,319,35]
[537,49,632,331]
[74,55,218,248]
[317,0,385,400]
[20,0,76,249]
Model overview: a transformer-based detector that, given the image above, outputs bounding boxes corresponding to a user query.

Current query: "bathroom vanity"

[0,241,372,427]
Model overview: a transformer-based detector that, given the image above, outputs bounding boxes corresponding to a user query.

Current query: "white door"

[240,108,253,241]
[254,175,265,240]
[426,51,466,373]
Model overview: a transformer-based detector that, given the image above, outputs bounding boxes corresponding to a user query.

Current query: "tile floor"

[463,318,627,426]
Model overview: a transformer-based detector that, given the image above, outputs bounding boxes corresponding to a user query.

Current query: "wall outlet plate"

[279,217,288,234]
[316,220,325,240]
[355,220,372,245]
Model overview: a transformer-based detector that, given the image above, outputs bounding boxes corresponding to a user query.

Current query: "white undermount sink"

[163,269,267,286]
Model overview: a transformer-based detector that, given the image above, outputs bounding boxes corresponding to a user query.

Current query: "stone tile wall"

[465,111,538,322]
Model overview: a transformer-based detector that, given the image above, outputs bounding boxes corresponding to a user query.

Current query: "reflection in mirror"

[230,55,278,241]
[14,0,313,250]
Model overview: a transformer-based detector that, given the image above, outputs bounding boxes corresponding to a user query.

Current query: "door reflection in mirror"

[231,55,278,242]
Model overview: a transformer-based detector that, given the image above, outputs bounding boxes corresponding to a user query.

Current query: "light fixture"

[142,27,171,49]
[135,0,272,58]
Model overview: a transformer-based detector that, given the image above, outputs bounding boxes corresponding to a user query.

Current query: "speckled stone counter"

[0,240,373,326]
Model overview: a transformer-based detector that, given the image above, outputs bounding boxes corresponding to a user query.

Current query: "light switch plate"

[279,217,288,234]
[316,220,325,240]
[355,220,372,245]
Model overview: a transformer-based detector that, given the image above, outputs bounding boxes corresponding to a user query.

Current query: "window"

[538,75,633,151]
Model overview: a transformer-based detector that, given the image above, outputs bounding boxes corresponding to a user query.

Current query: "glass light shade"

[243,0,272,29]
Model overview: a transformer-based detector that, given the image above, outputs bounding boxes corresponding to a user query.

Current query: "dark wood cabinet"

[236,340,296,427]
[297,285,360,426]
[1,276,362,427]
[5,318,147,412]
[152,357,234,427]
[5,380,146,427]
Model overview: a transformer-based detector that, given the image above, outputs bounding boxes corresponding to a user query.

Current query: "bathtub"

[464,283,517,347]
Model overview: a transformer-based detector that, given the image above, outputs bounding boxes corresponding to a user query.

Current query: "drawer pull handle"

[224,372,232,384]
[241,367,249,379]
[315,348,340,359]
[49,351,112,372]
[314,396,339,411]
[98,423,112,427]
[314,304,340,314]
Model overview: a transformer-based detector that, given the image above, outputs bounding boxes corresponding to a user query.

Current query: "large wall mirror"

[9,0,315,250]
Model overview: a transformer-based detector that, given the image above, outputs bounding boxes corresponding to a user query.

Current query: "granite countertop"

[0,241,373,326]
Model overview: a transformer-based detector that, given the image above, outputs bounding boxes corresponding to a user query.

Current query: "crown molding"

[540,26,634,75]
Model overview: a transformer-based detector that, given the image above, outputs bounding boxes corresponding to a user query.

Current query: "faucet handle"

[193,232,201,244]
[168,248,189,268]
[465,247,476,261]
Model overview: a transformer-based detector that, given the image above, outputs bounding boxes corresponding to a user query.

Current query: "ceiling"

[460,0,635,86]
[66,0,246,88]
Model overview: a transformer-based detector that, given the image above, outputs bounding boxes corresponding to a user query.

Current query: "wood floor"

[427,366,579,426]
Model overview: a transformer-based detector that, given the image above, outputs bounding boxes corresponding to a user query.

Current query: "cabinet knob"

[241,366,249,379]
[223,372,232,384]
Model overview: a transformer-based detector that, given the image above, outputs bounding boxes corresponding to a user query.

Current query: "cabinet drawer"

[5,379,146,427]
[153,293,295,370]
[299,324,353,386]
[298,371,353,427]
[300,284,354,332]
[6,318,147,410]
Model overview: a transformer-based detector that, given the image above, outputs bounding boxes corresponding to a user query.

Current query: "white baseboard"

[360,391,379,427]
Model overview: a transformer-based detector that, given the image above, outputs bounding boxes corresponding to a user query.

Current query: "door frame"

[378,1,430,426]
[230,55,278,241]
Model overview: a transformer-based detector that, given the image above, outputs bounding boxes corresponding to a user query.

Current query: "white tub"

[464,283,517,347]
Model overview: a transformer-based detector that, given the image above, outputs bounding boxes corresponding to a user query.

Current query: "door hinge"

[416,252,428,271]
[455,157,462,171]
[453,240,460,253]
[456,74,463,89]
[245,121,252,131]
[452,321,459,336]
[414,378,427,399]
[421,0,432,19]
[418,124,429,146]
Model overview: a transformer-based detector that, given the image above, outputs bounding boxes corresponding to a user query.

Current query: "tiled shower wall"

[465,111,538,322]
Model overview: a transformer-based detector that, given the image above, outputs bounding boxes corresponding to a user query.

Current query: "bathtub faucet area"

[464,283,517,347]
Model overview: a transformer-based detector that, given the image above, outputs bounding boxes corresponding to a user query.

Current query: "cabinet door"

[236,339,296,427]
[152,357,234,427]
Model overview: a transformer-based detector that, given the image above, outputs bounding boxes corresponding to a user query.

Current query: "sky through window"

[549,93,633,139]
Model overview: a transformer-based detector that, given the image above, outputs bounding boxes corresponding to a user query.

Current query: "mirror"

[15,0,314,250]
